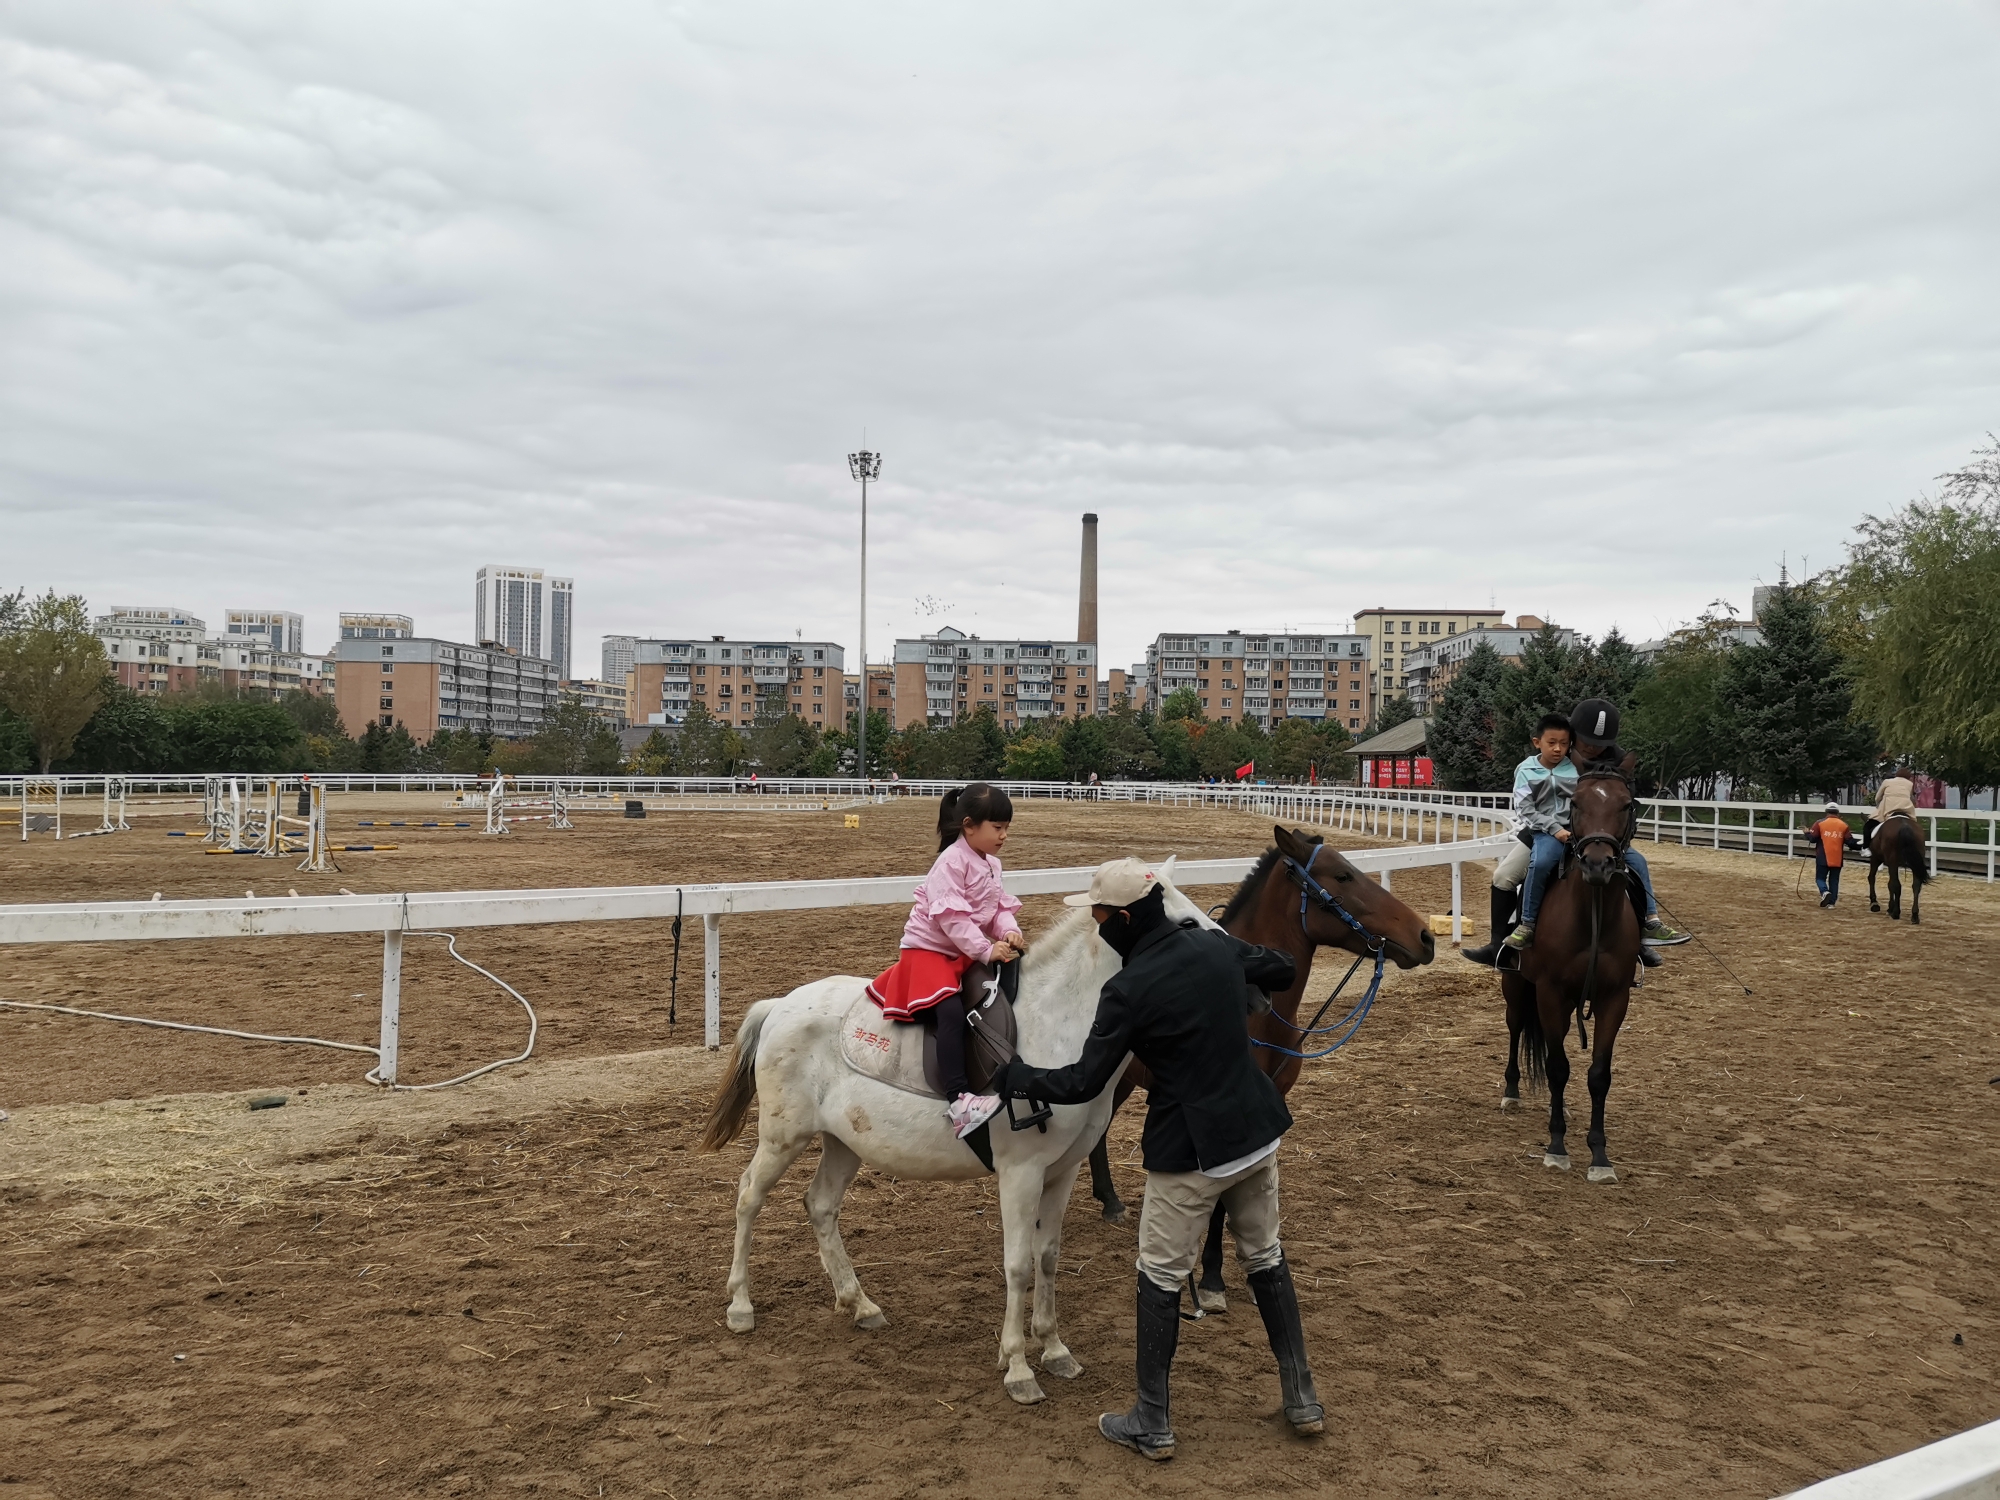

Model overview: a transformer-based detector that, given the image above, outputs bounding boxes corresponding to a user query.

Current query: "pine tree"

[1429,640,1512,791]
[1492,624,1573,759]
[1717,584,1876,799]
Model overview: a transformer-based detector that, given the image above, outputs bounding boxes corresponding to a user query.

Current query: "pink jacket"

[901,838,1024,962]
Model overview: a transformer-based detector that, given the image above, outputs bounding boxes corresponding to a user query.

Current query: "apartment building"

[1404,617,1568,713]
[626,637,847,730]
[475,566,575,682]
[891,627,1098,731]
[99,635,218,694]
[1143,630,1373,731]
[1094,667,1134,715]
[601,635,637,687]
[1353,607,1507,702]
[843,666,896,725]
[334,637,559,740]
[341,613,414,639]
[224,610,304,655]
[567,678,629,728]
[217,641,311,699]
[94,606,207,644]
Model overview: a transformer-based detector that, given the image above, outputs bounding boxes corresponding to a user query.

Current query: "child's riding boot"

[1248,1257,1324,1436]
[1460,886,1519,966]
[1100,1274,1180,1461]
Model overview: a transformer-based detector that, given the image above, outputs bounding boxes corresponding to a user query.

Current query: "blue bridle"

[1249,843,1388,1061]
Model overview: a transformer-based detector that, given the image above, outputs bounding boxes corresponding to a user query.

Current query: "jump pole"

[704,913,722,1050]
[379,928,403,1085]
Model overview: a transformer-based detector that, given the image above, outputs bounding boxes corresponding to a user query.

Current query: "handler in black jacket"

[991,857,1324,1463]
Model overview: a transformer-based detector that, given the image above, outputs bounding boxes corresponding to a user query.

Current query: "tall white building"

[601,634,637,688]
[93,606,206,644]
[225,609,304,655]
[475,566,574,681]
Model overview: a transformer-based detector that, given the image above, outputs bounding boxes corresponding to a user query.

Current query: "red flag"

[1234,761,1255,781]
[1308,763,1318,786]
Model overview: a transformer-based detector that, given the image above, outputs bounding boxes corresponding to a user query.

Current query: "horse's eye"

[1333,869,1354,883]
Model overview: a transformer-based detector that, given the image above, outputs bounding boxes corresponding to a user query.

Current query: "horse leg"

[1087,1132,1126,1225]
[1912,871,1922,925]
[802,1134,885,1330]
[1195,1200,1229,1312]
[994,1163,1048,1404]
[725,1128,813,1333]
[1031,1165,1084,1380]
[1869,857,1881,912]
[1584,992,1629,1184]
[1543,997,1573,1170]
[1889,865,1902,921]
[1502,987,1526,1111]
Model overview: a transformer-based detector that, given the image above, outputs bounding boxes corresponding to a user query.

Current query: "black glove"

[989,1058,1039,1101]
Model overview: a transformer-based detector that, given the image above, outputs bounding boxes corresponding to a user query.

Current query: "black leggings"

[932,990,971,1097]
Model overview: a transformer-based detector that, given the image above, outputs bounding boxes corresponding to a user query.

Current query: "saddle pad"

[837,993,941,1098]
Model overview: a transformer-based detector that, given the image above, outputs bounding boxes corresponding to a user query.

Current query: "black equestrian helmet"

[1570,698,1620,750]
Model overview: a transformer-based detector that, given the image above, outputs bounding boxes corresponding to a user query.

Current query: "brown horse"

[1868,813,1928,923]
[1499,753,1642,1185]
[1085,823,1436,1309]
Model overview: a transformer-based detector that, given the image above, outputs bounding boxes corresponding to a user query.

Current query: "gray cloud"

[5,0,1997,672]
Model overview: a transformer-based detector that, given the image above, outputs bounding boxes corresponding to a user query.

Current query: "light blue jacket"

[1512,754,1577,837]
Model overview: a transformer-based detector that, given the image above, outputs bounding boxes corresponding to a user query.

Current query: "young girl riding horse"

[866,785,1029,1138]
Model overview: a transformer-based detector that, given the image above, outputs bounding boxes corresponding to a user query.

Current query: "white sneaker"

[946,1091,1001,1139]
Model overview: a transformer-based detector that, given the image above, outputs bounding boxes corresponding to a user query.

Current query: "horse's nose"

[1419,928,1436,963]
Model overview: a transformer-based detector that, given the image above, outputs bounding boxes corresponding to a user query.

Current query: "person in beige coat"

[1865,772,1917,844]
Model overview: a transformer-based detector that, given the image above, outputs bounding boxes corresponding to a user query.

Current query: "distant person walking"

[1805,803,1853,908]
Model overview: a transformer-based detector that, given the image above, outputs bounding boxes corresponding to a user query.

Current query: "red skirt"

[866,948,973,1022]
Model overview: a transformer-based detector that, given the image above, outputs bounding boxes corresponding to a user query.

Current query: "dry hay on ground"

[1,799,1996,1497]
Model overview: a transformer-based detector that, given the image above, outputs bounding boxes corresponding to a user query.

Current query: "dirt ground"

[1,797,1995,1498]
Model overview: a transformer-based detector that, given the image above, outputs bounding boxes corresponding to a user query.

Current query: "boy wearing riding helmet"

[1500,698,1687,958]
[866,784,1028,1139]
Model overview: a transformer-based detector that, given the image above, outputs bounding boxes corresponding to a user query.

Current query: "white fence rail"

[0,834,1515,1069]
[1639,798,1998,882]
[1778,1415,2000,1499]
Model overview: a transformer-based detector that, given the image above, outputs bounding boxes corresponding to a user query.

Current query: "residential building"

[627,636,846,730]
[341,613,414,639]
[1142,630,1374,732]
[224,610,304,655]
[99,635,219,695]
[1408,618,1577,713]
[93,606,206,644]
[844,666,896,726]
[216,641,309,700]
[1633,619,1763,663]
[1350,717,1434,788]
[1095,667,1134,715]
[567,678,629,728]
[891,627,1098,731]
[475,566,575,682]
[601,635,637,688]
[334,637,558,741]
[1353,608,1508,704]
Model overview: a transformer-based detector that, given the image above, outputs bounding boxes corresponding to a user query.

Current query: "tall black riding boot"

[1247,1257,1324,1436]
[1459,885,1519,967]
[1099,1273,1180,1461]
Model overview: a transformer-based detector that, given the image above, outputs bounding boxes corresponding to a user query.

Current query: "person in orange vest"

[1805,802,1854,908]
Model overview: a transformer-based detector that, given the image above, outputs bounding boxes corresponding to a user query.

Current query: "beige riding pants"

[1493,840,1530,892]
[1136,1154,1284,1292]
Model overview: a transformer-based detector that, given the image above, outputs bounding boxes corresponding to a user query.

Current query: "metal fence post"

[704,913,722,1050]
[1450,860,1463,945]
[379,929,403,1085]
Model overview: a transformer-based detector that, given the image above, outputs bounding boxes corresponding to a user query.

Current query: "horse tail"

[1520,1003,1547,1093]
[1897,819,1928,890]
[701,998,774,1151]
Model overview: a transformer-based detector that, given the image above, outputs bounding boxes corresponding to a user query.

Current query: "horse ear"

[1157,854,1178,880]
[1272,824,1301,855]
[1620,751,1638,776]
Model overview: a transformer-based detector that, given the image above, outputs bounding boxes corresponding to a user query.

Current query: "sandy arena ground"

[0,795,1995,1498]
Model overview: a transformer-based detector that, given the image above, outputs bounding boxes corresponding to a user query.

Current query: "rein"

[1570,767,1636,1025]
[1250,845,1387,1062]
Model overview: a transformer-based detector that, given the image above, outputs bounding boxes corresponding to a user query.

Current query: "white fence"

[0,834,1515,1069]
[1778,1415,2000,1499]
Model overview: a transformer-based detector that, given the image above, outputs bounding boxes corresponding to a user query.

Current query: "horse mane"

[1017,904,1102,982]
[1218,847,1282,928]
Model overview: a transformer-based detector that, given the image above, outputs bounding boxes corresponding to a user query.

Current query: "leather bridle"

[1251,844,1388,1061]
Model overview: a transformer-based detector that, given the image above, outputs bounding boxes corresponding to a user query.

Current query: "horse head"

[1570,751,1639,886]
[1264,824,1435,969]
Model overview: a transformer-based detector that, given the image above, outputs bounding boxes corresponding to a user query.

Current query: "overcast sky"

[6,1,1998,675]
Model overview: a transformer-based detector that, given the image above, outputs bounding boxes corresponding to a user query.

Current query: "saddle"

[838,962,1022,1099]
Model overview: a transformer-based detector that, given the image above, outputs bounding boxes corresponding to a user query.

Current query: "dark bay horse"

[1499,753,1642,1185]
[1868,814,1928,923]
[1085,823,1436,1310]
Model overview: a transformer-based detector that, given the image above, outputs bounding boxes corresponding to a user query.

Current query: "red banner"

[1235,761,1255,781]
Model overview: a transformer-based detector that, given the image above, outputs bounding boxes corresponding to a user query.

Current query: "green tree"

[280,689,346,740]
[1831,437,2000,795]
[1368,694,1417,737]
[1153,717,1199,779]
[627,728,677,776]
[1160,686,1205,724]
[1428,640,1512,791]
[1003,736,1066,780]
[62,686,172,771]
[1101,704,1162,780]
[675,701,741,775]
[163,699,307,772]
[1624,616,1738,797]
[0,591,110,770]
[354,719,418,773]
[1058,713,1110,781]
[1491,623,1573,759]
[748,708,820,776]
[1196,722,1257,780]
[1717,583,1876,800]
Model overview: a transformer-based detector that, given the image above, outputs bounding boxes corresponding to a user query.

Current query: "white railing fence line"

[1777,1414,2000,1499]
[0,834,1516,1069]
[1638,798,1995,882]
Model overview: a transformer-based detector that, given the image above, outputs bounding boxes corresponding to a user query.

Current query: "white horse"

[701,861,1210,1404]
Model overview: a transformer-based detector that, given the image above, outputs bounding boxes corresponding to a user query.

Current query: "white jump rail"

[0,834,1515,1070]
[1777,1416,2000,1499]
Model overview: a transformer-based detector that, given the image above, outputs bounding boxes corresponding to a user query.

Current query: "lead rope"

[668,886,684,1031]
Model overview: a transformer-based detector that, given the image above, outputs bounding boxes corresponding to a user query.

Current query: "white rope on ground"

[0,930,537,1094]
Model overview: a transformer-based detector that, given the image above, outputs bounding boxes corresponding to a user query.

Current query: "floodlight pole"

[847,449,882,785]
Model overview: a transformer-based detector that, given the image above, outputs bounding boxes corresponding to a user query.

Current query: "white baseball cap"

[1064,857,1161,908]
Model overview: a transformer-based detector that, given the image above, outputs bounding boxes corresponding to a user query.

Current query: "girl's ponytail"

[937,783,1015,852]
[936,790,963,852]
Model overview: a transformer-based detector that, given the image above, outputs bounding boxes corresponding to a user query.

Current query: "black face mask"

[1097,887,1167,961]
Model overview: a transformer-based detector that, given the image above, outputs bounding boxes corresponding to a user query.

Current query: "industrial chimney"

[1077,512,1099,645]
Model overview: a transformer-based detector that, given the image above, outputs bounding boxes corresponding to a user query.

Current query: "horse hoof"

[726,1307,755,1334]
[1005,1376,1047,1405]
[1102,1204,1128,1226]
[1543,1153,1571,1171]
[855,1310,888,1331]
[1195,1287,1228,1314]
[1587,1166,1618,1184]
[1042,1352,1083,1380]
[1500,1095,1520,1112]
